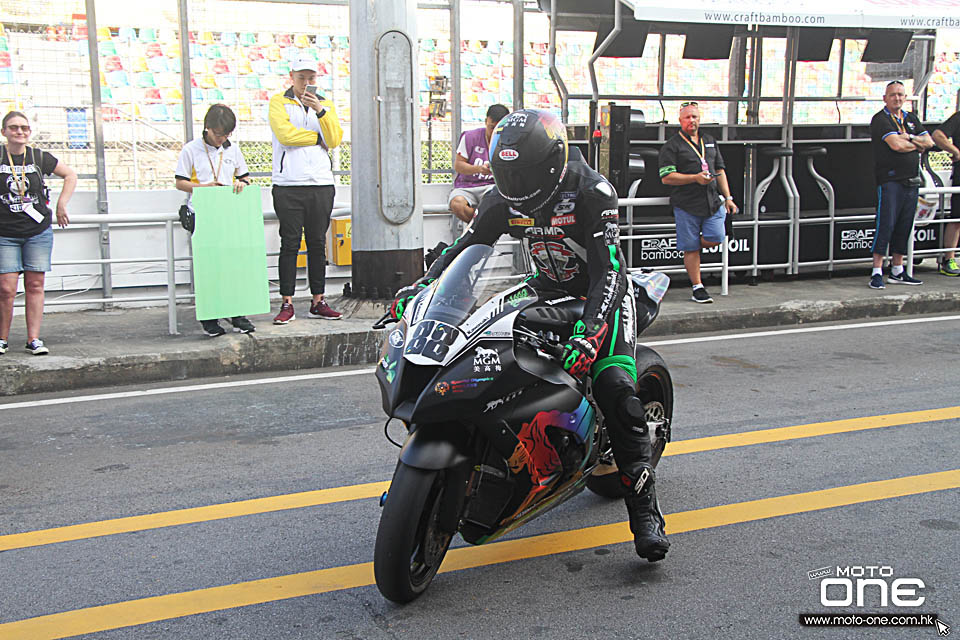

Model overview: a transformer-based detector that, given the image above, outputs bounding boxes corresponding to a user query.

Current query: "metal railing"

[15,187,958,335]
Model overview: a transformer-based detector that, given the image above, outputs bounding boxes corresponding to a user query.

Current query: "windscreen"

[420,244,526,327]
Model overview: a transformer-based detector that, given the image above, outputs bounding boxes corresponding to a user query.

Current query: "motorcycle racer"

[391,109,669,561]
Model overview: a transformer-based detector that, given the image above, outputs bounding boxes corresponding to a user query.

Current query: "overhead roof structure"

[625,0,960,29]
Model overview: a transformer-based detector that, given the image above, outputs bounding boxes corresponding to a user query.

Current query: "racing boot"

[623,464,670,562]
[618,395,669,561]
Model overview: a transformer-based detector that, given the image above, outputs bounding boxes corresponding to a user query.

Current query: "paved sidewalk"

[1,265,958,396]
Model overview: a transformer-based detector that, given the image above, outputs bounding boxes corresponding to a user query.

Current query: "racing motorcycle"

[371,243,673,603]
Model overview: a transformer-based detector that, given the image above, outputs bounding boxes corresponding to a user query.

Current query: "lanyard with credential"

[4,146,29,197]
[680,132,708,172]
[204,144,224,184]
[886,109,906,134]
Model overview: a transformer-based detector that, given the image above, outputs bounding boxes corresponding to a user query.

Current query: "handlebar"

[515,327,564,362]
[372,312,398,330]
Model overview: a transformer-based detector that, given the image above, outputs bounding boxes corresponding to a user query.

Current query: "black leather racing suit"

[425,151,651,482]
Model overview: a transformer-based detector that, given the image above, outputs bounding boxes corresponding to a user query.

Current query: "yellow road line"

[664,405,960,456]
[1,469,957,640]
[2,405,958,553]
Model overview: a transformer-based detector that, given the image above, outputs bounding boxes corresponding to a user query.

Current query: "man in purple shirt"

[448,104,509,226]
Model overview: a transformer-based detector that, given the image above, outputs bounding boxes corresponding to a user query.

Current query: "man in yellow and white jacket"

[269,56,344,323]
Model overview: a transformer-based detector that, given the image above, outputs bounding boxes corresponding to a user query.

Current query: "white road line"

[2,314,958,411]
[644,314,960,347]
[0,369,375,411]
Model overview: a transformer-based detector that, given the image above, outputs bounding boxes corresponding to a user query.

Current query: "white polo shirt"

[174,136,250,204]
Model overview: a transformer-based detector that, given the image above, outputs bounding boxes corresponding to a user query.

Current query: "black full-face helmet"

[489,109,568,215]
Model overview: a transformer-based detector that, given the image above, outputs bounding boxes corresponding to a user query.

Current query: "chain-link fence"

[4,3,960,192]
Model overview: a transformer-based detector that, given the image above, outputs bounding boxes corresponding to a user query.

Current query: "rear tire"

[374,463,453,603]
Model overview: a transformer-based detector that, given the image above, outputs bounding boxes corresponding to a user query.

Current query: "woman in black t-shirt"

[0,111,77,356]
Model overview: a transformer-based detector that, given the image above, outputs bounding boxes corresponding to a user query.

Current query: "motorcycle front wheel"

[374,462,453,603]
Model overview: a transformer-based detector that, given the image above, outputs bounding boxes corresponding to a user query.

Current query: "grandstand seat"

[163,43,179,58]
[215,74,236,89]
[107,70,129,87]
[162,87,183,103]
[0,69,12,84]
[156,71,177,88]
[273,61,291,75]
[104,56,123,72]
[148,57,169,74]
[144,87,162,102]
[145,43,162,58]
[253,89,269,101]
[207,88,224,101]
[96,27,111,41]
[99,40,117,56]
[118,27,135,43]
[294,34,311,48]
[0,51,9,68]
[267,45,281,61]
[192,87,203,103]
[277,34,292,46]
[212,58,230,74]
[159,29,177,44]
[139,28,157,43]
[133,57,149,73]
[244,75,261,89]
[251,59,270,75]
[102,106,120,121]
[240,32,256,46]
[258,32,273,46]
[238,59,252,75]
[199,32,215,45]
[421,39,435,52]
[147,104,169,121]
[221,32,237,47]
[237,103,253,121]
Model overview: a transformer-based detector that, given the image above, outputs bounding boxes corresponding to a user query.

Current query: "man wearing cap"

[269,56,344,324]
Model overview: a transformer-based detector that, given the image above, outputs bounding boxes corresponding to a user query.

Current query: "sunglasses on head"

[5,124,30,133]
[680,101,698,108]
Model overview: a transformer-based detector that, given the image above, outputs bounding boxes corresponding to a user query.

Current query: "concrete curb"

[0,330,385,397]
[2,289,957,397]
[645,290,960,337]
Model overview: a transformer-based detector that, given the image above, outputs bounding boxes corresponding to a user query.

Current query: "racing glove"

[560,320,608,378]
[389,278,434,320]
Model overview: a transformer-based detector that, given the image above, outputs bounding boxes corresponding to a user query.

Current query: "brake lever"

[372,312,398,330]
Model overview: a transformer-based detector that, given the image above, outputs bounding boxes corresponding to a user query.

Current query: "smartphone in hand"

[305,85,318,96]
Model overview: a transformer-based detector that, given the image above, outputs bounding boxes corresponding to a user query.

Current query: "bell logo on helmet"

[499,148,519,161]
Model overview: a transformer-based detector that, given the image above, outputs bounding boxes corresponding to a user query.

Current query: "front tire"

[374,463,453,603]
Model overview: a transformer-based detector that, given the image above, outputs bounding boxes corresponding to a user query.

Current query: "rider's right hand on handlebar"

[560,320,608,378]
